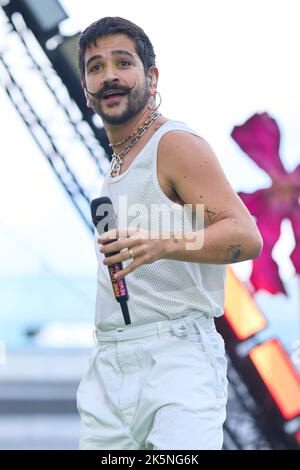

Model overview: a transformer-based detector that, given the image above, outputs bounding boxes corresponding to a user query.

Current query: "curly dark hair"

[78,16,156,84]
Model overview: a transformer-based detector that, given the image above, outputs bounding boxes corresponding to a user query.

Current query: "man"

[76,16,263,450]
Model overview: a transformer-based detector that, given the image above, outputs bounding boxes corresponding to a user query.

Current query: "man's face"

[83,34,152,125]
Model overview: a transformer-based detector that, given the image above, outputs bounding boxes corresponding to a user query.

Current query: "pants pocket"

[76,345,103,412]
[171,322,228,400]
[203,330,228,400]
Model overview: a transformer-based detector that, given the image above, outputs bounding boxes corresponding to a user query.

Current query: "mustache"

[86,81,136,100]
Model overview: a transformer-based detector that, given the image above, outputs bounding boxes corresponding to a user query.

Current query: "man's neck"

[103,107,153,148]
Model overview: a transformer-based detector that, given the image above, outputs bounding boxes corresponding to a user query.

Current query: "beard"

[90,81,150,125]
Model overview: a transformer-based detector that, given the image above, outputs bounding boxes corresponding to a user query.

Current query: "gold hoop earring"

[148,91,162,111]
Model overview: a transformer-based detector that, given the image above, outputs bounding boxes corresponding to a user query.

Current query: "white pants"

[76,311,228,450]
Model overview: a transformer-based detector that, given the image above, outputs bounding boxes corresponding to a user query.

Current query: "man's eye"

[119,60,130,67]
[90,64,102,72]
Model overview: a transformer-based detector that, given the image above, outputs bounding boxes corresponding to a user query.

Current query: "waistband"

[94,311,215,344]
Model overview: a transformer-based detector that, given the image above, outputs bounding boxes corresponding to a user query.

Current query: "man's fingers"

[114,259,140,279]
[100,238,137,255]
[98,227,142,243]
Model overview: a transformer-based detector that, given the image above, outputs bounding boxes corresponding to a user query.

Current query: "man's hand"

[97,227,171,279]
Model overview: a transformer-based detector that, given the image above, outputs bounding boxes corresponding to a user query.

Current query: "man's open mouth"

[102,91,127,101]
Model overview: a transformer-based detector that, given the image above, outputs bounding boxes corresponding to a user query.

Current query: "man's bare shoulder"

[157,127,256,228]
[157,128,219,188]
[158,128,209,153]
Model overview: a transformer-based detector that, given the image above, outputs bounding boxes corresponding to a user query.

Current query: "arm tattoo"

[227,244,242,263]
[205,208,217,224]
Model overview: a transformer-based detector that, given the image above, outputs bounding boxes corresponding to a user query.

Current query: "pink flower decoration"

[231,113,300,295]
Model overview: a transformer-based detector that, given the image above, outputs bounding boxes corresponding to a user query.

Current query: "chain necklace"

[110,111,161,177]
[109,117,148,148]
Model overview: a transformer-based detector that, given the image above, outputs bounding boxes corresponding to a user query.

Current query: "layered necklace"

[109,111,161,177]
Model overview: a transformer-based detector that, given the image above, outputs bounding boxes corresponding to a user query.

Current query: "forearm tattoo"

[227,244,242,263]
[205,208,217,224]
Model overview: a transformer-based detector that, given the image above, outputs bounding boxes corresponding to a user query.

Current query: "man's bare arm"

[157,131,263,264]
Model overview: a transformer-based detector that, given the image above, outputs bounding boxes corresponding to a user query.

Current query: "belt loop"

[156,321,164,338]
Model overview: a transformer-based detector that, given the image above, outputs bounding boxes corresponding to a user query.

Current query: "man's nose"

[101,64,120,84]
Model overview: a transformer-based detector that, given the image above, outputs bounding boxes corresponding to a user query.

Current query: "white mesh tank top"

[94,119,227,331]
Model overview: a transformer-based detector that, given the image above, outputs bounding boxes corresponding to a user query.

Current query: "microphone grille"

[90,197,117,234]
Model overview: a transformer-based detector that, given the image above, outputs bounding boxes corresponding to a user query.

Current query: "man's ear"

[82,83,93,108]
[148,66,159,89]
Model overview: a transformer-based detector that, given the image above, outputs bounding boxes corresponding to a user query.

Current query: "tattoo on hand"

[172,234,179,243]
[227,244,241,263]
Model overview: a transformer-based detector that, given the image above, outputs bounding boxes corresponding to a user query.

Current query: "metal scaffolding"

[0,6,109,233]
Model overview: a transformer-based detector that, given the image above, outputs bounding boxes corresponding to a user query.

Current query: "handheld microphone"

[90,196,131,325]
